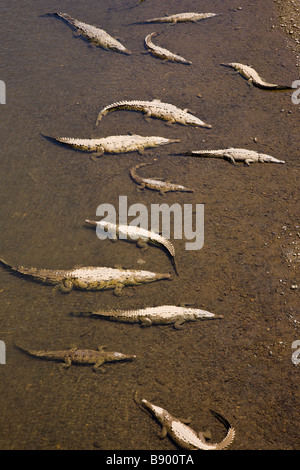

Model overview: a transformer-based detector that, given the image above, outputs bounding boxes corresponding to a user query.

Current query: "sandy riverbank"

[275,0,300,69]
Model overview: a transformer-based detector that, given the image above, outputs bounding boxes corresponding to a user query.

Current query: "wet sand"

[0,0,299,451]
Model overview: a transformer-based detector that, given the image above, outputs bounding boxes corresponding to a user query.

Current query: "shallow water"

[0,0,299,450]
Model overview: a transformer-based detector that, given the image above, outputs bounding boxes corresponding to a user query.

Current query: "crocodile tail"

[0,258,13,269]
[210,410,235,450]
[85,219,97,227]
[273,84,293,91]
[55,12,76,26]
[214,426,235,450]
[0,259,35,276]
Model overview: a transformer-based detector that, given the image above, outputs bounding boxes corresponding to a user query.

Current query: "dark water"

[0,0,299,450]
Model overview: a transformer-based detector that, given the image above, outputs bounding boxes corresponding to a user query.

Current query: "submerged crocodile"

[42,134,180,157]
[134,12,219,24]
[54,12,132,55]
[221,62,293,90]
[130,162,194,195]
[0,258,171,295]
[15,344,136,372]
[85,218,178,274]
[76,305,223,329]
[178,148,285,165]
[95,99,212,128]
[140,399,235,450]
[144,32,192,65]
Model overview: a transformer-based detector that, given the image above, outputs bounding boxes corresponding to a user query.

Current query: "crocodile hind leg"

[223,154,236,165]
[54,279,73,294]
[58,356,72,371]
[113,283,125,296]
[139,316,153,327]
[173,320,185,330]
[93,359,105,372]
[158,426,168,439]
[91,152,104,159]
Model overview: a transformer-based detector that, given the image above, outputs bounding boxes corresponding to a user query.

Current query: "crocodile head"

[258,154,285,164]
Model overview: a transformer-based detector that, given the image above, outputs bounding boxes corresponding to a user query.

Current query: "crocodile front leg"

[58,356,72,371]
[136,238,148,251]
[158,426,168,439]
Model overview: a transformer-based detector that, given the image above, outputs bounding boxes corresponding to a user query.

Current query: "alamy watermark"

[0,340,6,364]
[95,196,204,251]
[291,340,300,365]
[291,80,300,105]
[0,80,6,104]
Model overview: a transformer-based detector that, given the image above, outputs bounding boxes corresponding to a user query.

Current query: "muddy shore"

[0,0,299,451]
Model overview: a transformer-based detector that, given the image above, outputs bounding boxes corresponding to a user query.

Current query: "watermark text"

[291,80,300,105]
[0,340,6,364]
[95,196,204,251]
[292,340,300,365]
[0,81,6,104]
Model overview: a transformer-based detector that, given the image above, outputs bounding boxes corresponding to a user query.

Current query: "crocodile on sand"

[0,258,171,295]
[221,62,293,90]
[144,32,192,65]
[129,162,194,195]
[177,148,285,165]
[15,344,136,372]
[133,12,219,24]
[74,305,223,329]
[54,12,132,55]
[42,133,180,157]
[138,398,235,450]
[85,218,178,275]
[95,99,212,128]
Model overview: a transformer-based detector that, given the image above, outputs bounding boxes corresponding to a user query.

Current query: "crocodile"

[42,134,180,157]
[85,218,178,274]
[54,12,132,55]
[76,305,223,329]
[133,12,219,24]
[0,258,171,295]
[221,62,293,90]
[144,32,192,65]
[130,162,194,195]
[140,399,235,450]
[95,99,212,128]
[15,344,136,372]
[178,148,285,165]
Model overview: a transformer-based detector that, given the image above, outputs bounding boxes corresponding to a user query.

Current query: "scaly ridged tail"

[210,410,235,450]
